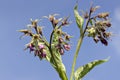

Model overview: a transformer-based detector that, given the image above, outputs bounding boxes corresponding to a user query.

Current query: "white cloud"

[111,7,120,55]
[114,8,120,21]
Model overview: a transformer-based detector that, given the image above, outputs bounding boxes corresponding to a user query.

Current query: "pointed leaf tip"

[74,4,84,34]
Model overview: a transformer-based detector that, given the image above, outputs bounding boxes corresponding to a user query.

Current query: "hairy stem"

[70,8,92,80]
[70,34,84,80]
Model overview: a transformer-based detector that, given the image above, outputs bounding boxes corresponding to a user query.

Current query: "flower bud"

[96,21,111,27]
[100,38,108,46]
[63,44,71,51]
[59,48,64,55]
[87,27,96,37]
[37,27,43,35]
[40,50,46,58]
[58,37,64,43]
[33,34,39,39]
[97,12,109,18]
[49,15,55,22]
[39,44,45,50]
[19,29,29,34]
[104,21,111,27]
[56,44,61,49]
[100,27,105,32]
[30,19,38,28]
[34,50,39,56]
[95,21,104,26]
[65,34,71,41]
[84,12,89,19]
[53,19,59,26]
[98,36,108,46]
[90,6,100,13]
[56,29,62,35]
[19,29,32,37]
[95,21,111,27]
[27,43,35,52]
[61,17,69,26]
[93,37,99,43]
[103,32,112,38]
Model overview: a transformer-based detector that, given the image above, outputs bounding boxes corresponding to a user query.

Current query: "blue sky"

[0,0,120,80]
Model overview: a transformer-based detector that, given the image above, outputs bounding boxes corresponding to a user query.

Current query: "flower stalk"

[70,4,93,80]
[70,34,84,80]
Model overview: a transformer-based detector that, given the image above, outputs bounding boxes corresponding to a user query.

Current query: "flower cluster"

[19,14,71,60]
[84,5,112,46]
[26,43,46,58]
[19,19,48,59]
[55,34,71,55]
[45,14,71,55]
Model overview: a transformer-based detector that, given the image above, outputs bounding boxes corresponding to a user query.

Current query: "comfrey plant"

[19,3,112,80]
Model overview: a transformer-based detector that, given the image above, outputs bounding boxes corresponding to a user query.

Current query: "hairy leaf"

[74,4,84,34]
[46,30,67,79]
[74,58,109,80]
[51,46,67,79]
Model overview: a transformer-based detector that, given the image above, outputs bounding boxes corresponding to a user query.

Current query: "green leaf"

[41,45,67,79]
[51,46,67,79]
[45,44,67,79]
[74,4,84,34]
[74,58,109,80]
[43,28,68,80]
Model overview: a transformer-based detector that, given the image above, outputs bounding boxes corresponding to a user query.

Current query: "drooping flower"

[19,29,33,38]
[63,44,71,51]
[43,14,59,22]
[58,37,64,43]
[37,26,43,35]
[38,44,46,58]
[93,37,99,43]
[40,50,46,58]
[39,44,45,50]
[97,12,109,19]
[30,18,39,28]
[64,34,71,41]
[43,14,62,27]
[61,16,70,26]
[90,6,100,13]
[34,50,39,56]
[59,48,64,55]
[100,37,108,46]
[27,43,35,52]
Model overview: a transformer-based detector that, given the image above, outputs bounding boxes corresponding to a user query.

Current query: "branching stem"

[70,7,92,80]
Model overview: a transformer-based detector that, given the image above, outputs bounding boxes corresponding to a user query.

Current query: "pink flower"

[39,44,45,50]
[27,43,34,52]
[40,51,46,58]
[63,44,71,51]
[59,48,64,55]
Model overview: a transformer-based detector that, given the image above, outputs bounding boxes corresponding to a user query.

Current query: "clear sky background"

[0,0,120,80]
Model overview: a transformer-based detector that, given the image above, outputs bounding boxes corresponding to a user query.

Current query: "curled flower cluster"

[19,19,48,59]
[46,14,71,55]
[56,36,71,55]
[84,5,112,46]
[19,14,71,60]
